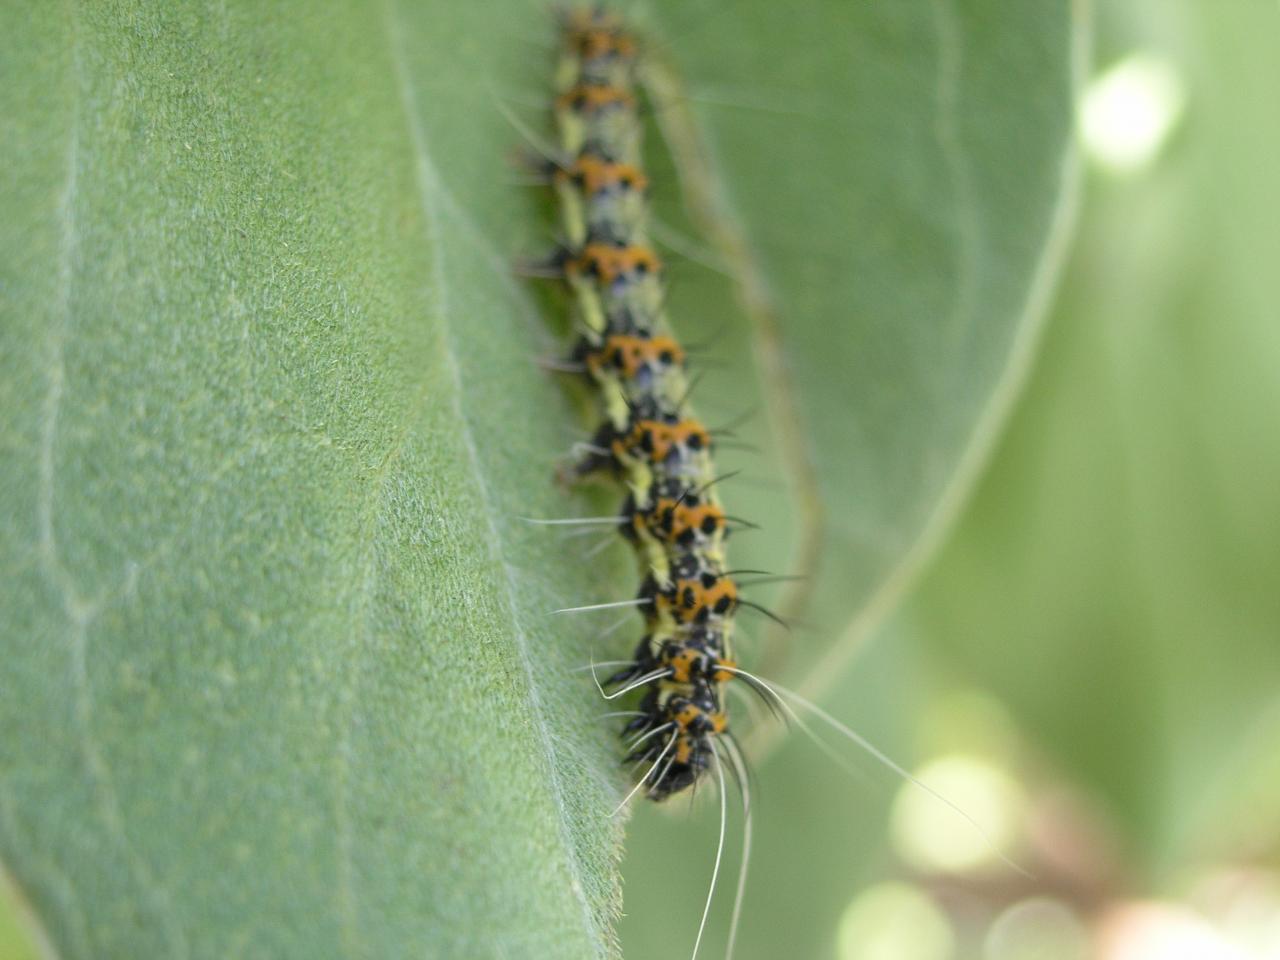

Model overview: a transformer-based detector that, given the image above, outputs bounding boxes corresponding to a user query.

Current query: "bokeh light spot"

[890,754,1025,875]
[1079,53,1186,174]
[836,882,953,960]
[1098,901,1249,960]
[985,897,1089,960]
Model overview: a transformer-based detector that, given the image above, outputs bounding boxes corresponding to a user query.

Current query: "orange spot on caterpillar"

[555,155,650,195]
[612,417,711,467]
[658,643,736,684]
[569,27,637,62]
[556,84,635,115]
[654,571,739,625]
[630,496,726,550]
[585,334,683,380]
[566,242,662,286]
[674,736,693,765]
[560,9,637,59]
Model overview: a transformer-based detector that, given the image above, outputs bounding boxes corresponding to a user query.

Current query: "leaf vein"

[35,10,191,955]
[930,0,983,340]
[382,2,605,952]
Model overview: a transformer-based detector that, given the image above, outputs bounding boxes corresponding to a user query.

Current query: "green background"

[624,1,1280,958]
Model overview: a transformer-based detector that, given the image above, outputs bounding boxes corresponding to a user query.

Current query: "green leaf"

[0,3,626,957]
[910,0,1280,872]
[0,1,1079,958]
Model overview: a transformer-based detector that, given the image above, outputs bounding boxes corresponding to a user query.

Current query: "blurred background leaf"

[622,2,1280,960]
[915,0,1280,876]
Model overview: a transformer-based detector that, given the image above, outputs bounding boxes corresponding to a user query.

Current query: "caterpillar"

[520,7,1016,958]
[534,4,747,807]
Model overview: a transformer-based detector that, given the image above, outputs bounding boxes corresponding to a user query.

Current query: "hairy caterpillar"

[519,7,1016,957]
[534,5,748,808]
